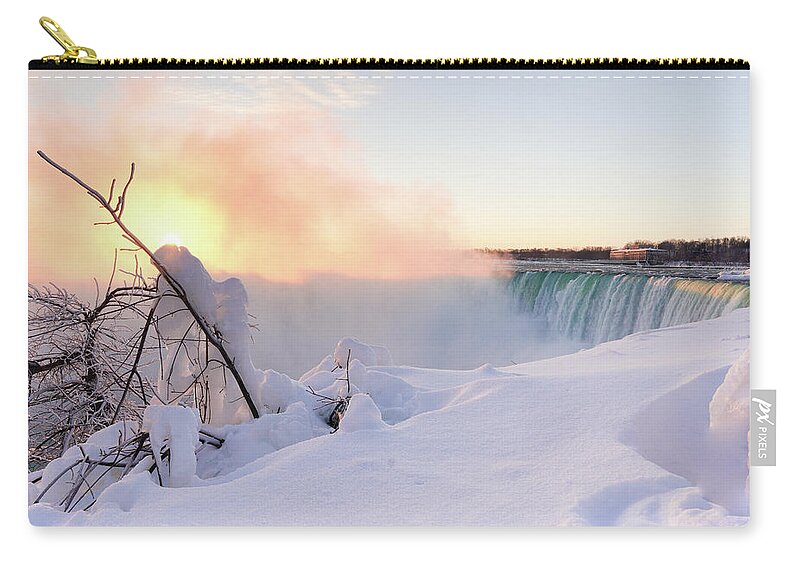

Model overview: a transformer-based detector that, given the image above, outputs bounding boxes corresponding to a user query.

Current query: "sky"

[28,70,749,283]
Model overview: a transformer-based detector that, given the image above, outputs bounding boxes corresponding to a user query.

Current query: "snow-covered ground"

[29,245,750,527]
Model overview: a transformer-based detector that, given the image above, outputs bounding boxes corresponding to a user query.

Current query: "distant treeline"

[483,237,750,263]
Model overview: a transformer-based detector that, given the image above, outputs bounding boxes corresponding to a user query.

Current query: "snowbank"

[710,348,750,435]
[337,394,387,433]
[333,337,393,368]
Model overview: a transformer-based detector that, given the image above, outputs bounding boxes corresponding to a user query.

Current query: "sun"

[159,233,183,247]
[120,179,228,270]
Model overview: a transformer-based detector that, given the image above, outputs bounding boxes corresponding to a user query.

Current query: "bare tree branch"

[36,150,260,419]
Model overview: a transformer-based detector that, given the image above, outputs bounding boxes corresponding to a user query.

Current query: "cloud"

[29,77,488,284]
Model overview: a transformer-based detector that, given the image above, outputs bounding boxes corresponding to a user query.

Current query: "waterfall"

[508,271,750,344]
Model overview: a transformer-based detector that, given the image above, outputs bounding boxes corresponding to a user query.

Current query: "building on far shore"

[609,247,669,264]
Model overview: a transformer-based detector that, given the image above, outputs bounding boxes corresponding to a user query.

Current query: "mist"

[29,78,475,285]
[240,273,588,378]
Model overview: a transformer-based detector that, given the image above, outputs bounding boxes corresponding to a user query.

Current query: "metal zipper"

[31,16,750,70]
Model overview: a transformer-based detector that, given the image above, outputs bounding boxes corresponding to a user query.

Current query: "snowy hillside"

[29,250,750,526]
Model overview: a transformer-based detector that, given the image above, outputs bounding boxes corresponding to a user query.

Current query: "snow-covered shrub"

[152,245,335,424]
[153,245,264,425]
[294,342,410,431]
[28,238,416,513]
[29,421,140,511]
[298,340,420,427]
[28,282,158,466]
[142,405,201,487]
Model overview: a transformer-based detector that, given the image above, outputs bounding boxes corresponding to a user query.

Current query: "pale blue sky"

[333,71,750,248]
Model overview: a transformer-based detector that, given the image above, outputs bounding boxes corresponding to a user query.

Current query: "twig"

[37,151,260,420]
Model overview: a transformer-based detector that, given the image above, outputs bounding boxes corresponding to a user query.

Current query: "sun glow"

[118,179,228,273]
[159,233,183,247]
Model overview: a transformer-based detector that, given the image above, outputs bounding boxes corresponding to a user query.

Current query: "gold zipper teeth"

[93,57,748,68]
[35,20,749,69]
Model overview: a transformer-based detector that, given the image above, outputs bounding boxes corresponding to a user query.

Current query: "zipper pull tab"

[39,16,98,64]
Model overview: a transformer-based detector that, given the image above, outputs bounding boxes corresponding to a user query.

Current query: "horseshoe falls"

[217,269,750,377]
[508,271,750,345]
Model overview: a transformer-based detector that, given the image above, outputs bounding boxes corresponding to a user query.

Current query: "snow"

[710,348,750,435]
[152,245,264,425]
[333,337,393,368]
[346,360,417,424]
[29,306,750,526]
[718,269,750,282]
[337,394,387,433]
[259,369,316,414]
[30,421,139,512]
[28,248,750,526]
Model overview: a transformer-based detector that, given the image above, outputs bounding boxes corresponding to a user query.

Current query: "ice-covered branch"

[36,151,260,420]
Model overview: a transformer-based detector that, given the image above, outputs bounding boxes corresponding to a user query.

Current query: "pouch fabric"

[28,63,750,526]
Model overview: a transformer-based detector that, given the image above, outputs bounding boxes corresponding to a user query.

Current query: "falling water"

[508,271,750,344]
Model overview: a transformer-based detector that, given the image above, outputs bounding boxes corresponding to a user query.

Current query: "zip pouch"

[28,17,751,527]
